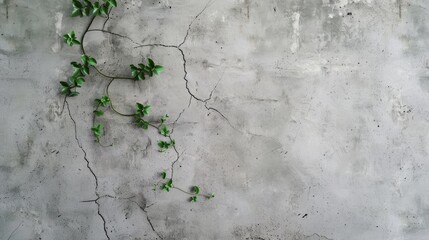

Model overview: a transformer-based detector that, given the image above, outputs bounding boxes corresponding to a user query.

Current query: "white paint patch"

[290,12,300,53]
[51,12,63,53]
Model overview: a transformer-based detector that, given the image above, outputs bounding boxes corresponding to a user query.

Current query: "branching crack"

[130,200,163,239]
[88,1,232,128]
[306,233,334,240]
[178,0,216,48]
[63,3,224,238]
[65,100,110,240]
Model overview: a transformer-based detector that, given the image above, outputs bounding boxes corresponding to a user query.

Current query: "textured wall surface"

[2,0,429,239]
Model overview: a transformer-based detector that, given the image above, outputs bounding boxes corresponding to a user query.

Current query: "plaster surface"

[1,0,429,239]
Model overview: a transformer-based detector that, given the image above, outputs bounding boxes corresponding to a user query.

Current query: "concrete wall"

[1,0,429,239]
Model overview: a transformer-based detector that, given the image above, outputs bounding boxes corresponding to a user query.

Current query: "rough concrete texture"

[1,0,429,239]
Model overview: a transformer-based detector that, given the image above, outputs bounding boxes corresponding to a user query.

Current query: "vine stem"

[80,16,95,56]
[76,9,213,200]
[172,186,213,199]
[106,78,136,117]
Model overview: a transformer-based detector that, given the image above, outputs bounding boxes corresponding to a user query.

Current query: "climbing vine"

[60,0,214,202]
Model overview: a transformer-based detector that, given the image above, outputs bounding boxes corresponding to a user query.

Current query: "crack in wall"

[305,233,334,240]
[62,3,227,238]
[88,3,234,131]
[130,200,164,239]
[65,100,110,240]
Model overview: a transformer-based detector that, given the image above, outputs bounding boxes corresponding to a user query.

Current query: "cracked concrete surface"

[2,0,429,239]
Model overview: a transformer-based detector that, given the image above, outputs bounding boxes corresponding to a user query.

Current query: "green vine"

[60,0,214,202]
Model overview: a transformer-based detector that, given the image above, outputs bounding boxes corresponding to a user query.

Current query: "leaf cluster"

[91,124,104,142]
[162,179,173,192]
[60,55,97,97]
[130,58,164,81]
[158,139,175,152]
[94,96,110,116]
[134,103,151,129]
[72,0,116,17]
[63,31,80,46]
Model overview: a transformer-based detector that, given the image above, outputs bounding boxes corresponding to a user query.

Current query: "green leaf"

[60,81,69,87]
[162,179,173,192]
[69,91,80,97]
[158,140,171,151]
[100,4,109,15]
[130,65,138,78]
[72,0,83,8]
[148,58,155,68]
[82,65,90,75]
[64,31,81,46]
[88,57,97,66]
[161,171,167,179]
[94,110,104,116]
[82,6,91,16]
[91,124,104,140]
[107,0,117,7]
[162,184,170,192]
[160,125,170,137]
[135,118,149,129]
[137,72,145,81]
[92,2,101,15]
[190,196,197,202]
[160,114,168,123]
[100,96,110,106]
[61,86,71,95]
[81,55,88,63]
[72,8,82,17]
[193,186,200,194]
[73,77,85,87]
[71,62,81,69]
[135,103,151,116]
[153,65,164,75]
[167,179,173,187]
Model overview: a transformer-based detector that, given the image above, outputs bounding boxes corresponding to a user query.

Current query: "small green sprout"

[135,118,149,129]
[71,61,88,77]
[160,125,171,137]
[135,103,151,117]
[91,124,104,142]
[95,96,110,107]
[81,54,97,66]
[193,186,200,194]
[130,59,164,80]
[158,139,175,152]
[161,171,167,179]
[162,179,173,192]
[63,31,80,46]
[190,196,197,202]
[160,114,169,124]
[94,110,104,116]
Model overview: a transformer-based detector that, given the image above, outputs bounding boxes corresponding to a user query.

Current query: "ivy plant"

[60,0,214,202]
[63,31,80,46]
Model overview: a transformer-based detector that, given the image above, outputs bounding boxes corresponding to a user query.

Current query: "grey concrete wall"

[1,0,429,239]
